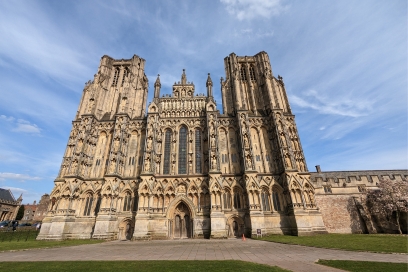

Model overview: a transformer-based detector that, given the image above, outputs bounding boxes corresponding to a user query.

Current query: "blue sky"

[0,0,406,204]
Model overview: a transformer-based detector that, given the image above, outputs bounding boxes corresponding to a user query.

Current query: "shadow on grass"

[317,259,408,272]
[0,261,290,272]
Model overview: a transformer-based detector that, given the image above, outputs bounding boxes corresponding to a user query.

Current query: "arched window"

[240,65,247,81]
[249,65,256,81]
[121,67,129,86]
[273,191,281,211]
[223,189,231,209]
[178,126,187,174]
[94,193,101,216]
[195,129,202,173]
[163,130,172,174]
[123,191,132,212]
[83,193,93,216]
[233,188,241,209]
[112,67,120,87]
[261,189,270,211]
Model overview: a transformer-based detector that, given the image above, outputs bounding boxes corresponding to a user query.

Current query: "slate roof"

[0,188,16,202]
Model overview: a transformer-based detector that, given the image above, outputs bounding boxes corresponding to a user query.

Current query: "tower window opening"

[240,65,247,81]
[249,65,256,81]
[121,67,129,86]
[112,67,120,87]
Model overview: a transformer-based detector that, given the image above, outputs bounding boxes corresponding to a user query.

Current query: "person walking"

[36,223,41,231]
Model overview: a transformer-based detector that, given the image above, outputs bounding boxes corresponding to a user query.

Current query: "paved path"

[0,239,406,272]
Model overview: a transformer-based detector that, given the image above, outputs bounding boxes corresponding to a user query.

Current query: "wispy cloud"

[290,89,374,118]
[0,172,41,182]
[1,115,42,135]
[220,0,287,20]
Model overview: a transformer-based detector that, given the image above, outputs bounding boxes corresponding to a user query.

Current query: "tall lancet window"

[178,126,187,174]
[163,129,172,174]
[112,67,120,87]
[121,67,129,86]
[240,65,247,81]
[249,65,256,81]
[195,129,202,173]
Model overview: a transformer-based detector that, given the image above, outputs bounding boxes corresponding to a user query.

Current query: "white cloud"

[0,172,41,182]
[290,89,374,118]
[220,0,286,20]
[0,115,42,134]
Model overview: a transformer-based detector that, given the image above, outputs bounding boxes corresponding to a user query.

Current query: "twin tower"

[38,52,326,240]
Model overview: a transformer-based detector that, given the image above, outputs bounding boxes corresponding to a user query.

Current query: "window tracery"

[178,126,187,174]
[163,130,172,174]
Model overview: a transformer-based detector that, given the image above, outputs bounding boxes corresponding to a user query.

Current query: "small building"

[0,188,22,221]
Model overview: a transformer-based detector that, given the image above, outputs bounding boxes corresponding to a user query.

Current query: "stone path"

[0,239,406,272]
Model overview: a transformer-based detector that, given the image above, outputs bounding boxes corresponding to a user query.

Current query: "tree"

[16,205,25,220]
[366,179,408,234]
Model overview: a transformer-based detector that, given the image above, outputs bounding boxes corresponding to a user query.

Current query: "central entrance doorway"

[172,202,192,239]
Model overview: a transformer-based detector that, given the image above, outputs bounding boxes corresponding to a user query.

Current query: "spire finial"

[181,69,187,84]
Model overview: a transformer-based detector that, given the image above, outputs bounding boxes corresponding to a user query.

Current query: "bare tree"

[366,179,408,234]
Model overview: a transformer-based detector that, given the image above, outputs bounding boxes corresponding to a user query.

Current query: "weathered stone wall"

[315,194,366,234]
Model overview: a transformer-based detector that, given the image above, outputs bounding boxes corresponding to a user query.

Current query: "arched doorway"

[226,215,244,238]
[171,202,192,239]
[118,219,133,240]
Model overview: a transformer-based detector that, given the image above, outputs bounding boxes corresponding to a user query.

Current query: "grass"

[255,233,408,253]
[317,260,408,272]
[0,261,289,272]
[0,239,105,251]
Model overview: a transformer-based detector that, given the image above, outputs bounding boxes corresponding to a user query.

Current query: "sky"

[0,0,406,204]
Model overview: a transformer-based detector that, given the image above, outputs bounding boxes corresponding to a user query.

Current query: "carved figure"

[211,156,217,170]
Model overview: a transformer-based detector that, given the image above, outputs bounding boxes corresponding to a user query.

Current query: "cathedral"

[37,52,406,240]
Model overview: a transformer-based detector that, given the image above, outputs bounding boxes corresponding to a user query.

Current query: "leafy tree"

[16,205,25,220]
[366,179,408,234]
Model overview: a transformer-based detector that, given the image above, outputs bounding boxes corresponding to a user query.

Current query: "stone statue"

[211,136,216,148]
[211,156,217,170]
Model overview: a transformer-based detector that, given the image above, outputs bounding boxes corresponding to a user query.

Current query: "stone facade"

[37,51,405,240]
[0,188,22,221]
[38,52,327,240]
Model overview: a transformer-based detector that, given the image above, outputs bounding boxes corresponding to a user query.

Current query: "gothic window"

[123,191,132,212]
[265,155,270,161]
[272,192,281,211]
[261,189,271,211]
[249,65,256,81]
[223,190,231,209]
[133,193,139,211]
[121,67,129,86]
[163,130,172,174]
[240,65,247,81]
[112,67,120,87]
[233,188,241,209]
[256,155,261,161]
[83,193,93,216]
[94,194,101,216]
[178,126,187,174]
[195,129,202,173]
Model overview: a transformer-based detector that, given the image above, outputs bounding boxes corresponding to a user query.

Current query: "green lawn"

[255,234,408,253]
[0,261,289,272]
[317,260,408,272]
[0,239,105,251]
